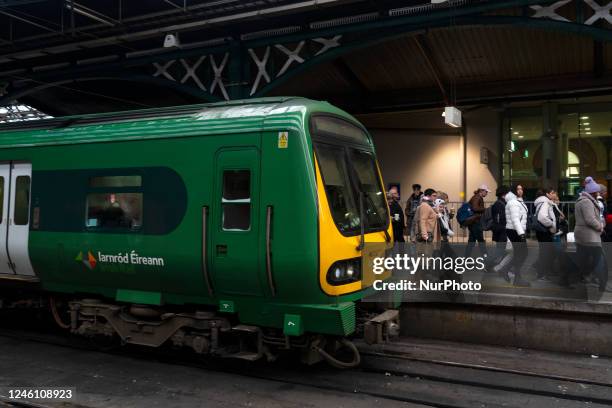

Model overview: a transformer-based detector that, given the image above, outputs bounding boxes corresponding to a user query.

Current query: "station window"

[222,170,250,231]
[90,175,142,188]
[14,176,30,225]
[86,192,143,230]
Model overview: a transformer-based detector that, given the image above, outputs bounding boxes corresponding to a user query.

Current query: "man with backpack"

[464,184,490,260]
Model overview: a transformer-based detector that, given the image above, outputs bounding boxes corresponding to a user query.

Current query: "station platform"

[373,241,612,314]
[370,243,612,357]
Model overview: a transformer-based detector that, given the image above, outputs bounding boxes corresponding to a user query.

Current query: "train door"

[210,148,263,296]
[0,163,10,275]
[6,163,35,276]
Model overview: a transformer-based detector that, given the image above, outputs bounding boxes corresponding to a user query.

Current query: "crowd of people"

[386,177,610,291]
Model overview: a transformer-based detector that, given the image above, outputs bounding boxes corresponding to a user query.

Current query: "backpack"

[480,206,494,231]
[457,202,474,226]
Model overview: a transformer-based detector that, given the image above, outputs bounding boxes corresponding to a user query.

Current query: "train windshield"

[312,117,388,236]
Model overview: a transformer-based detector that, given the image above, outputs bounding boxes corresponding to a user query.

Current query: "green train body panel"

[0,97,379,337]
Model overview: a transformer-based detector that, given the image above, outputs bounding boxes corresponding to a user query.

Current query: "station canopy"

[0,0,609,115]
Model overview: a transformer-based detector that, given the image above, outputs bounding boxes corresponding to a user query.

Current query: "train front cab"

[310,114,399,345]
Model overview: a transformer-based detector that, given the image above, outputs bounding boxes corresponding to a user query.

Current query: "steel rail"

[0,325,610,408]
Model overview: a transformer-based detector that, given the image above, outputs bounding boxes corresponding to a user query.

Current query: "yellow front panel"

[315,156,393,296]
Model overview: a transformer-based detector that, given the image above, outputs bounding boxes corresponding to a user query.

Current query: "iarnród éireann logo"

[75,250,97,270]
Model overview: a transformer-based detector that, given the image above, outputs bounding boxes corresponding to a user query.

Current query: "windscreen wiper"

[363,192,391,243]
[356,191,366,251]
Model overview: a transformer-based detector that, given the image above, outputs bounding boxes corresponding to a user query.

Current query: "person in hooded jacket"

[533,188,557,281]
[575,177,607,292]
[505,185,530,287]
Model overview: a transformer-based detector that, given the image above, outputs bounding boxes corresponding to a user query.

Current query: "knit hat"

[434,198,445,207]
[584,176,601,194]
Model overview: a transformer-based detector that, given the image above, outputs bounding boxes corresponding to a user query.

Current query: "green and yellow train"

[0,97,398,366]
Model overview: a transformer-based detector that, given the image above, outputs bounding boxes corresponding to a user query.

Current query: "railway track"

[0,325,610,408]
[0,396,86,408]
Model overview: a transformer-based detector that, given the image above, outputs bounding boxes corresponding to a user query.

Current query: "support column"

[541,102,560,189]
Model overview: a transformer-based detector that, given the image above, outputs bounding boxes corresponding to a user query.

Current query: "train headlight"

[327,258,361,285]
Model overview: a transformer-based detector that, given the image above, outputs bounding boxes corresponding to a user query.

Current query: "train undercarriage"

[1,290,399,368]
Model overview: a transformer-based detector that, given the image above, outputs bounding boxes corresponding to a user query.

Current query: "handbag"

[529,203,549,233]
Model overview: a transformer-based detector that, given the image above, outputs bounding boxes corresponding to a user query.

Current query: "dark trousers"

[577,244,608,292]
[535,230,553,278]
[491,229,507,266]
[506,229,527,282]
[465,222,487,258]
[392,223,405,243]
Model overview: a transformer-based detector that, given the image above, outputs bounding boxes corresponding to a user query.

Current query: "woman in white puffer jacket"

[505,185,530,287]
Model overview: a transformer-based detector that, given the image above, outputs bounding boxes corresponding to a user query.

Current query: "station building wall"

[361,108,500,204]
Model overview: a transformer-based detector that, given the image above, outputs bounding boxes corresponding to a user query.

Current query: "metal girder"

[413,34,448,105]
[341,74,612,113]
[1,0,611,105]
[65,1,119,27]
[0,10,58,34]
[0,0,48,6]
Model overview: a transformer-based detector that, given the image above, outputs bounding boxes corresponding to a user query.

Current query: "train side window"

[222,170,250,231]
[14,176,30,225]
[86,192,143,230]
[0,177,4,223]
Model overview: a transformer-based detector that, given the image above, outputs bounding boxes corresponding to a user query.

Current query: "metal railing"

[407,201,577,243]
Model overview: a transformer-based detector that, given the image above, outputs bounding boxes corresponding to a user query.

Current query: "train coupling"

[363,309,400,345]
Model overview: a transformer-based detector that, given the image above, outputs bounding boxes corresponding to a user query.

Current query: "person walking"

[387,186,405,243]
[551,192,572,288]
[405,184,422,241]
[434,198,454,242]
[533,188,557,281]
[414,189,440,264]
[437,191,456,227]
[575,177,607,292]
[465,184,490,259]
[505,186,530,287]
[416,188,440,243]
[491,186,510,280]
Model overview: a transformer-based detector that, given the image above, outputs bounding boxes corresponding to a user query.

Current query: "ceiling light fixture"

[442,106,462,128]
